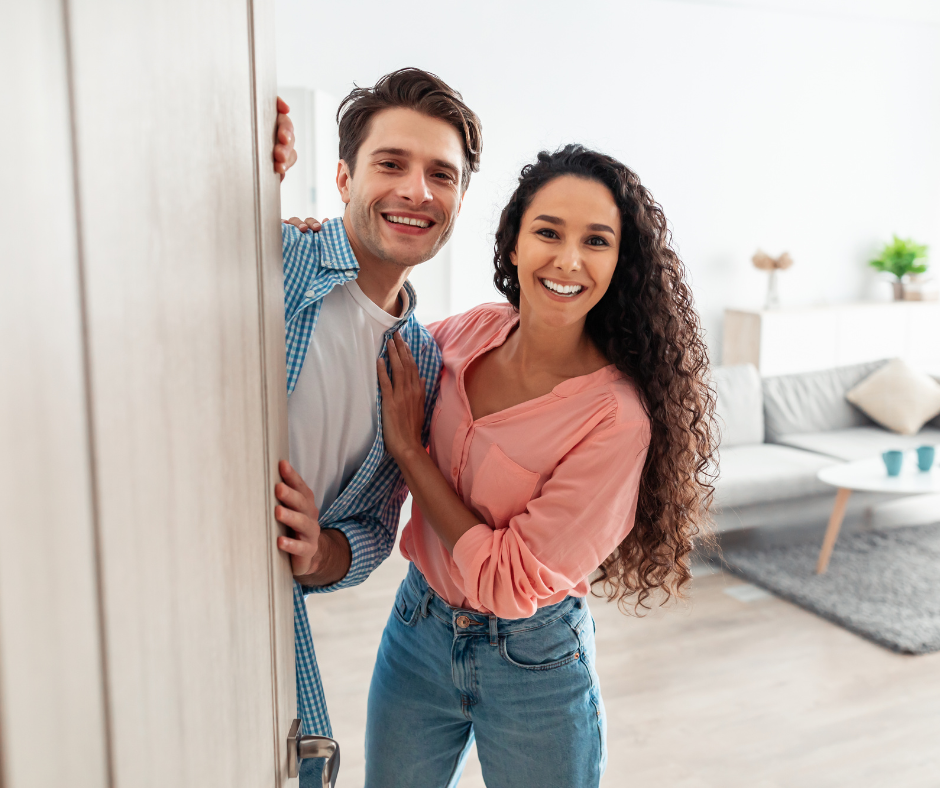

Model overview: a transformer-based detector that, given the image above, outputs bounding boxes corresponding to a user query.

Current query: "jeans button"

[456,615,471,629]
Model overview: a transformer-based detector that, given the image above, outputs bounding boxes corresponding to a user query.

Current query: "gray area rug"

[713,523,940,655]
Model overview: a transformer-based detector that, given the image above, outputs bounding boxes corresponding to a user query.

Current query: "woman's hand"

[283,216,327,233]
[378,332,426,465]
[378,332,485,552]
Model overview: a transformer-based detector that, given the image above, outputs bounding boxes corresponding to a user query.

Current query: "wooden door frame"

[0,1,296,785]
[247,0,297,782]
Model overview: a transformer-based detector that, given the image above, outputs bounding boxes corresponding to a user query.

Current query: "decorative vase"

[764,269,780,309]
[752,250,792,310]
[892,280,905,301]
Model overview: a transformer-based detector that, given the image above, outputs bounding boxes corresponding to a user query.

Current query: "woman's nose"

[555,243,582,272]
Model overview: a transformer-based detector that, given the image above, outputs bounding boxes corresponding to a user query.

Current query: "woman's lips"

[539,277,585,299]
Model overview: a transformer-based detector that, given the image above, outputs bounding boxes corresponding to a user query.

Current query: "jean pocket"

[392,581,422,627]
[498,615,583,671]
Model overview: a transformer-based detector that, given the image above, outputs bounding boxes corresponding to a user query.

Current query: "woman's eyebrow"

[534,215,616,235]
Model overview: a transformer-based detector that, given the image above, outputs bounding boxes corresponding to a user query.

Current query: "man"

[270,68,482,785]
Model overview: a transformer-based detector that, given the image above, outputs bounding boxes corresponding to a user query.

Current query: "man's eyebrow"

[430,159,459,174]
[369,147,409,158]
[369,148,460,174]
[533,215,616,235]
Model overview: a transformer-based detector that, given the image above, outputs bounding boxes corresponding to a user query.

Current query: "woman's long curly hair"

[493,144,717,613]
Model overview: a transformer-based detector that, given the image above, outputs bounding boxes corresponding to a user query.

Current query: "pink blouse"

[399,303,651,619]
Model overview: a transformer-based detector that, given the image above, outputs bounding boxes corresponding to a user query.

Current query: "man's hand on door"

[275,461,352,586]
[274,97,298,181]
[275,460,322,576]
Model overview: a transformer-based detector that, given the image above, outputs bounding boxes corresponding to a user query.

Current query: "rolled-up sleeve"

[452,417,650,619]
[306,489,406,593]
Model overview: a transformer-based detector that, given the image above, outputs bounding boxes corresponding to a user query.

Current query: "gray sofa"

[712,360,940,532]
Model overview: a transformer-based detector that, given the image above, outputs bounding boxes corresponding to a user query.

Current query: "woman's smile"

[539,277,586,298]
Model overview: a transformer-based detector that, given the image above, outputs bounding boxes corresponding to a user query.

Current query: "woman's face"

[512,175,621,329]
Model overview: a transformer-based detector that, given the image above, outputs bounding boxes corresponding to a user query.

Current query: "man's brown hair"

[336,67,482,192]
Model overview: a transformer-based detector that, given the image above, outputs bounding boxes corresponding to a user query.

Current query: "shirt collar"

[318,217,359,272]
[321,217,419,327]
[398,279,418,328]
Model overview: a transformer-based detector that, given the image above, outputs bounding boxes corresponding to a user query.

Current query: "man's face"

[337,107,466,269]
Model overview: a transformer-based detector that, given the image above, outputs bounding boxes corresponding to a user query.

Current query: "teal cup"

[882,450,903,477]
[917,445,936,472]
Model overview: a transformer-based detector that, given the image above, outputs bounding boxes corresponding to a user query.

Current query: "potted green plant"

[869,235,929,300]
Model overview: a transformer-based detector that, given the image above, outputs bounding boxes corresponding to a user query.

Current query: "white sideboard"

[722,302,940,377]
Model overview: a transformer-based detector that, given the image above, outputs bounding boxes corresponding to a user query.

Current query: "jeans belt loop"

[419,588,434,619]
[488,615,498,647]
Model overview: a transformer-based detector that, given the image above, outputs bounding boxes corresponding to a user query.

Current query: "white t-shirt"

[287,280,406,514]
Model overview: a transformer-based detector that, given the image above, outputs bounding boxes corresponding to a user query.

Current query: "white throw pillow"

[712,364,765,447]
[846,358,940,435]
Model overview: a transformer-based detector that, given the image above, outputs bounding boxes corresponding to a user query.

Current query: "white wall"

[275,0,940,358]
[278,87,347,222]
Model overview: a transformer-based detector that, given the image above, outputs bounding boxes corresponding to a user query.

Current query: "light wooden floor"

[307,517,940,788]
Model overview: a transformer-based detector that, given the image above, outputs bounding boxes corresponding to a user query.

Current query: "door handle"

[287,718,340,786]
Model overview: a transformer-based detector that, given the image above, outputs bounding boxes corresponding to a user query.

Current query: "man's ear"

[336,160,352,205]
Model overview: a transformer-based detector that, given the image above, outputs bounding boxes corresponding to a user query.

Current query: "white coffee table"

[814,450,940,574]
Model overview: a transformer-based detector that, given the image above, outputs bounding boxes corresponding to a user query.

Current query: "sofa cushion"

[763,360,888,442]
[712,364,764,447]
[931,375,940,429]
[713,444,839,509]
[775,426,940,462]
[846,358,940,435]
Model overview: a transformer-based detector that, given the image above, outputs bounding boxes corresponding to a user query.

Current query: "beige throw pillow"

[846,358,940,435]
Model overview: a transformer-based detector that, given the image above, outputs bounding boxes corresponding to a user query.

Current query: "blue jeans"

[365,564,606,787]
[300,753,323,787]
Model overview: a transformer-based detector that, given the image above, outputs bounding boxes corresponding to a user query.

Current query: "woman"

[369,144,716,788]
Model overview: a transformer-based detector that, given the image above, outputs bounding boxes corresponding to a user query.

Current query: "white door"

[0,0,297,785]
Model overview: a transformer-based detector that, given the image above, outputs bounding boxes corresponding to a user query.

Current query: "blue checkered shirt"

[281,219,441,747]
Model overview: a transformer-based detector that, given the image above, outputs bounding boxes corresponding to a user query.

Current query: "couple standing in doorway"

[269,67,716,787]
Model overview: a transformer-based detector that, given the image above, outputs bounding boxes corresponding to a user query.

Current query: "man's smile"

[382,211,436,234]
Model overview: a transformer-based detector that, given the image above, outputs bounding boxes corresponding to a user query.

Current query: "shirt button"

[304,290,316,299]
[456,615,471,629]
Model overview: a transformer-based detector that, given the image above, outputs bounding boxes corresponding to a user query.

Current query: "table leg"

[816,487,852,575]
